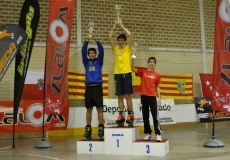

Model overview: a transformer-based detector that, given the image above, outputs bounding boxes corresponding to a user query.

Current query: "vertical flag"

[212,0,230,112]
[45,0,75,115]
[199,73,213,98]
[14,0,40,122]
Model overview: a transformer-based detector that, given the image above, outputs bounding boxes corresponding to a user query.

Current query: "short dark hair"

[88,48,97,55]
[147,57,156,63]
[117,33,127,41]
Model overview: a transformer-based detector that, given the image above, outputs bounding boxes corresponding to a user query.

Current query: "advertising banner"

[14,0,40,123]
[103,99,176,127]
[212,0,230,112]
[45,0,75,115]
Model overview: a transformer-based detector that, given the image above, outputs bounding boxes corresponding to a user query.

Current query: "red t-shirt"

[136,69,161,96]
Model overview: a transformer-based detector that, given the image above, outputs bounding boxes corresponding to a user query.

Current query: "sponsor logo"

[107,122,117,125]
[198,112,230,119]
[17,6,34,76]
[197,99,210,111]
[112,134,124,137]
[0,104,65,127]
[139,104,172,112]
[37,78,44,90]
[144,74,155,79]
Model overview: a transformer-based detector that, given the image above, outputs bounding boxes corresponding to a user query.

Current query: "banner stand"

[34,61,52,149]
[0,109,22,152]
[34,115,52,149]
[203,110,224,148]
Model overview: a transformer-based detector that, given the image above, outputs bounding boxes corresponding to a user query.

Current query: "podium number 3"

[89,143,92,152]
[146,145,150,154]
[116,139,119,147]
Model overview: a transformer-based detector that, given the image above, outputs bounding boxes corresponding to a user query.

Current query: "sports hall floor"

[0,122,230,160]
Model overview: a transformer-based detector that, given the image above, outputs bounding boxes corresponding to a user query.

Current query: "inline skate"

[83,125,92,140]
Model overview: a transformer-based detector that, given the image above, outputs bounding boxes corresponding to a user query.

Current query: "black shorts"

[84,85,103,108]
[114,73,133,96]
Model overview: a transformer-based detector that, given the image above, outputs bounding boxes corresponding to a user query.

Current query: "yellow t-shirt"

[113,45,132,74]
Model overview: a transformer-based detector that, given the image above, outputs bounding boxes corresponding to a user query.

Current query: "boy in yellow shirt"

[109,18,134,126]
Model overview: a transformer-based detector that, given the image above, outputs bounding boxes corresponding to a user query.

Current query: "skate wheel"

[117,123,124,127]
[128,123,133,127]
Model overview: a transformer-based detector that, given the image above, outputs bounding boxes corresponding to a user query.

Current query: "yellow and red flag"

[68,71,109,99]
[160,74,193,99]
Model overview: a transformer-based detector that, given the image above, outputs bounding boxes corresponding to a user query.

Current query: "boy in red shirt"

[131,57,162,142]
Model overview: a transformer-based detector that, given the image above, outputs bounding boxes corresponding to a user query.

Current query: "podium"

[77,126,169,156]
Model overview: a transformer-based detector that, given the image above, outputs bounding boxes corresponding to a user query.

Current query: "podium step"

[132,139,169,156]
[77,139,104,154]
[104,126,140,155]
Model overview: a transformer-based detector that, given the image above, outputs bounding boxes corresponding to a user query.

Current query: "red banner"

[0,99,69,133]
[212,0,230,112]
[45,0,75,115]
[199,73,213,98]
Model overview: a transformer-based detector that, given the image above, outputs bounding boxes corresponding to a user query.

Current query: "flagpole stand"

[34,138,52,149]
[203,110,224,148]
[203,138,224,148]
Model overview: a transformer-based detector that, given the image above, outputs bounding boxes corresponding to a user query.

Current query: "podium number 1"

[116,139,119,147]
[89,143,92,152]
[146,145,150,154]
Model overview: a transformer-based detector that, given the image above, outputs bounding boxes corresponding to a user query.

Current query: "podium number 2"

[146,145,150,154]
[89,143,92,152]
[116,139,119,147]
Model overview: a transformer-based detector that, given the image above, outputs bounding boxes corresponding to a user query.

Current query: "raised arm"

[119,19,132,48]
[90,33,104,65]
[109,22,116,50]
[82,38,89,66]
[96,40,104,66]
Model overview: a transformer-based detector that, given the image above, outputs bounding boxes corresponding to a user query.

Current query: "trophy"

[88,21,94,38]
[132,41,138,59]
[114,4,121,24]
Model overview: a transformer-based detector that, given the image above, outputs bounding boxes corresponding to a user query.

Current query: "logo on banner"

[37,78,44,90]
[0,24,26,81]
[197,99,211,111]
[45,99,62,115]
[0,103,65,127]
[177,81,186,93]
[112,134,124,137]
[219,0,230,23]
[212,91,230,112]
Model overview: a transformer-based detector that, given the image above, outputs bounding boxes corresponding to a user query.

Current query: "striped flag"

[68,71,109,99]
[160,74,193,99]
